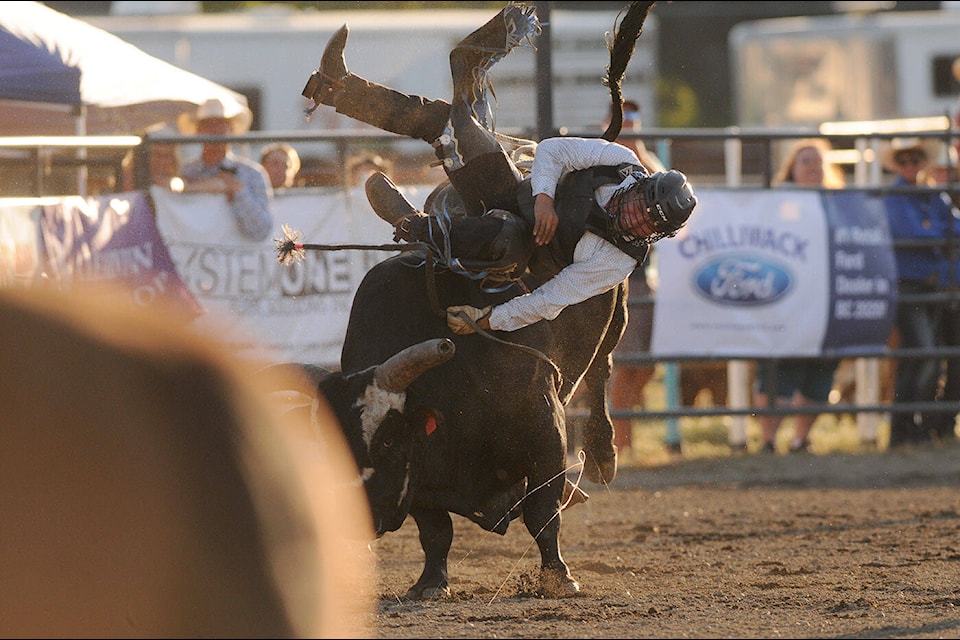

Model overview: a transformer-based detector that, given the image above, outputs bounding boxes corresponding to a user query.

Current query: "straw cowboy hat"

[177,98,253,135]
[878,136,943,173]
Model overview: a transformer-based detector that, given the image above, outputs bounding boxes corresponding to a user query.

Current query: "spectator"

[606,100,666,453]
[754,138,844,454]
[119,122,182,191]
[260,142,301,190]
[881,136,960,447]
[607,100,665,175]
[176,98,274,241]
[346,151,393,187]
[925,144,960,445]
[930,269,960,443]
[928,58,960,444]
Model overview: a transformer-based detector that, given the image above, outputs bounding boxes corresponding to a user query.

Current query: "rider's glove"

[446,305,492,335]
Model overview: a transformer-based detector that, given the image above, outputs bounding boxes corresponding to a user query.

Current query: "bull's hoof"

[405,583,451,600]
[582,444,617,485]
[561,479,589,510]
[537,569,580,598]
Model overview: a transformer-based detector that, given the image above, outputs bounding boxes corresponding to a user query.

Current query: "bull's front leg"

[405,506,453,600]
[523,471,579,598]
[521,408,579,598]
[578,288,626,485]
[578,352,617,485]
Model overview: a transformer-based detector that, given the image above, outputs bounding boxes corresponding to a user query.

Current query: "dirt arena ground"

[364,443,960,639]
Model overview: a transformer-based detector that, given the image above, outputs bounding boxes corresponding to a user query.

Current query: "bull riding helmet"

[605,169,697,245]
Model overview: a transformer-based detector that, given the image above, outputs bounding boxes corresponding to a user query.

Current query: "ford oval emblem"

[692,254,793,307]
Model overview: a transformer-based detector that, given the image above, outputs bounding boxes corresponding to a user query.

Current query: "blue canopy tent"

[0,2,250,194]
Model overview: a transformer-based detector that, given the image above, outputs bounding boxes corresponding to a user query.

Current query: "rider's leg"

[433,108,522,218]
[433,3,540,216]
[365,171,531,273]
[302,4,538,138]
[302,6,540,216]
[301,25,450,143]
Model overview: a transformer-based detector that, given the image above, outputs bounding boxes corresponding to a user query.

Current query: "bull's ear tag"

[424,413,438,436]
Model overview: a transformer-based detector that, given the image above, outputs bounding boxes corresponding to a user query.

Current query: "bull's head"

[264,338,455,536]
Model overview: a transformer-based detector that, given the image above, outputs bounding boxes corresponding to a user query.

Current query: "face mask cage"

[606,173,679,246]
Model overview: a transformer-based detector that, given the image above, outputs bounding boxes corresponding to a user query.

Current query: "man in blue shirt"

[882,137,960,447]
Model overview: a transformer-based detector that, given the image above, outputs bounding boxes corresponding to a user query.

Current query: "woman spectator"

[754,138,845,454]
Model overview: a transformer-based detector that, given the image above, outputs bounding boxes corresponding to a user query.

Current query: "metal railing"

[6,125,960,446]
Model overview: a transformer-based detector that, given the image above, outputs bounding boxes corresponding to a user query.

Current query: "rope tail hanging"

[274,224,428,265]
[600,1,657,143]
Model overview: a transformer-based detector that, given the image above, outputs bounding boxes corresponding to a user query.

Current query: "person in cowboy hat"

[881,135,960,446]
[879,136,943,177]
[177,98,274,241]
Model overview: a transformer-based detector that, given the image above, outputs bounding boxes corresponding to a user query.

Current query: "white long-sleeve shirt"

[488,137,644,332]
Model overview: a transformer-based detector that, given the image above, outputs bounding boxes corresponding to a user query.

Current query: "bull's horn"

[256,362,331,397]
[374,338,455,393]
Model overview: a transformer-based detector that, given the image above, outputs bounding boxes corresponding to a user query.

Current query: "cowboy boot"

[364,171,428,242]
[301,24,349,106]
[301,25,450,142]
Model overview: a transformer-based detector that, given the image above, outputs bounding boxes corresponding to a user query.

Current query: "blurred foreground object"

[0,284,374,638]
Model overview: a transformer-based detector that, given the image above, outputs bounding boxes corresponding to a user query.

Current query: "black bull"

[372,176,627,597]
[349,263,626,598]
[270,181,631,599]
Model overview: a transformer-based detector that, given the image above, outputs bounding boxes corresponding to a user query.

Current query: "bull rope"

[275,224,446,317]
[274,224,432,264]
[452,310,562,390]
[274,224,563,389]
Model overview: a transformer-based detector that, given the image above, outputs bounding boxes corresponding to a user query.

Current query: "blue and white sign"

[651,188,896,357]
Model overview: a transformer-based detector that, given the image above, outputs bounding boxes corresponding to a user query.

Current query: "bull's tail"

[600,1,657,142]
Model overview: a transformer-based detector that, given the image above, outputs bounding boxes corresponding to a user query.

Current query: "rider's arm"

[529,137,640,198]
[529,137,640,247]
[487,231,637,332]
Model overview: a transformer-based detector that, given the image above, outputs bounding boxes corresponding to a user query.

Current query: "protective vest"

[517,163,650,282]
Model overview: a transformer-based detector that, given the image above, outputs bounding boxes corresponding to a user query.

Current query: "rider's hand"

[533,193,559,246]
[446,305,492,335]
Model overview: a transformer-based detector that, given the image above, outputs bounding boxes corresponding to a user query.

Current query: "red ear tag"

[424,413,437,436]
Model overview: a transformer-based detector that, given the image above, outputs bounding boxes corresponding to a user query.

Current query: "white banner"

[651,188,896,357]
[151,184,437,368]
[9,185,897,366]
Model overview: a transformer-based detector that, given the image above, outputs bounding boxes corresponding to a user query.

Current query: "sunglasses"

[895,151,927,166]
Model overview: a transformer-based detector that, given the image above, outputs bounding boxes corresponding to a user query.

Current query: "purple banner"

[39,192,202,320]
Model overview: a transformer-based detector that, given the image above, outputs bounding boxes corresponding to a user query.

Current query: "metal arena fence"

[4,124,960,449]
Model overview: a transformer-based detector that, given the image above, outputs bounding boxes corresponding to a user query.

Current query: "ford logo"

[692,254,793,306]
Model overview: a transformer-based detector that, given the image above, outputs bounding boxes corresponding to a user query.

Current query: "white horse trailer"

[87,6,659,138]
[730,8,960,128]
